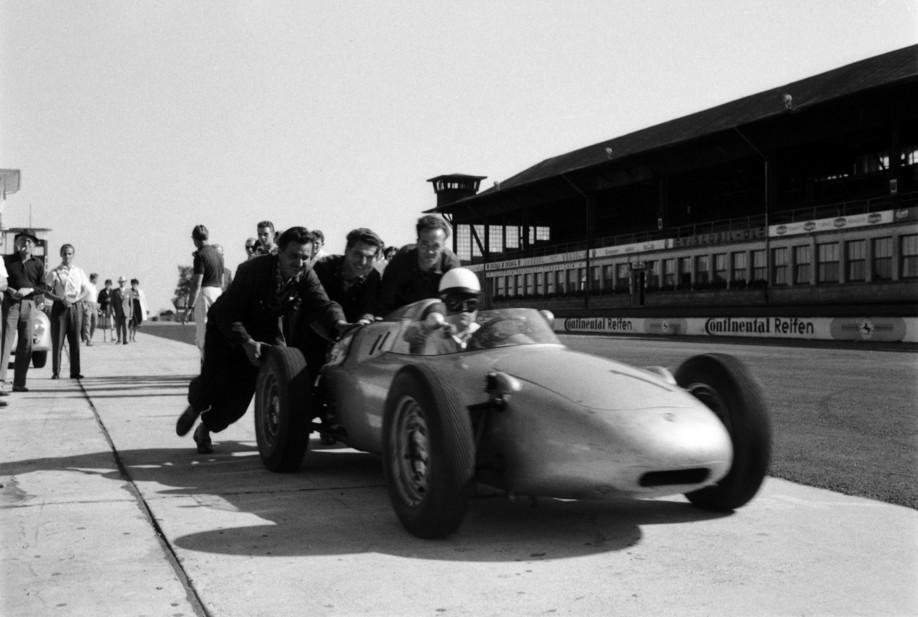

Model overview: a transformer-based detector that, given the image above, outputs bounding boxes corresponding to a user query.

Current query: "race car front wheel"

[676,353,772,511]
[255,346,312,472]
[383,364,475,538]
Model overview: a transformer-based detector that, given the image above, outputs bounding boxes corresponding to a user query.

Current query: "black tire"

[382,364,475,538]
[254,346,312,472]
[31,350,47,369]
[675,353,772,511]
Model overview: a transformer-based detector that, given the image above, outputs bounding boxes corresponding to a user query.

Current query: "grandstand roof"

[434,44,918,212]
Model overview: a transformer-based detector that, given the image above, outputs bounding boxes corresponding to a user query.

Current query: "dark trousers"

[0,296,34,387]
[188,320,259,433]
[114,313,128,344]
[51,301,82,377]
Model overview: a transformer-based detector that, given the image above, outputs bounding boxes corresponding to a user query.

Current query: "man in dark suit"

[175,227,347,454]
[110,276,129,344]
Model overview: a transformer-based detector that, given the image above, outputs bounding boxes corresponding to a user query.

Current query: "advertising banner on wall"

[554,315,917,343]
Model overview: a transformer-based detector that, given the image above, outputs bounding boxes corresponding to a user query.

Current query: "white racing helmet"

[438,267,481,295]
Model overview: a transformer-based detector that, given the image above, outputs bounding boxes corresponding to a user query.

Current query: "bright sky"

[2,0,916,312]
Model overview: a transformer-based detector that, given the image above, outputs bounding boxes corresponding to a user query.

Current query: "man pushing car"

[175,226,348,454]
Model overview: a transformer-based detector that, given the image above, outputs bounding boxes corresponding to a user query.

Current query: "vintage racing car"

[254,300,771,538]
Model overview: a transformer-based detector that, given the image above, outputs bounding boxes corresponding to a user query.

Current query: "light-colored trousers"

[195,286,223,359]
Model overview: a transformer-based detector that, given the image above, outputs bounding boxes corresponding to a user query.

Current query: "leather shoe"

[193,424,214,454]
[0,400,7,407]
[71,374,84,379]
[0,390,8,397]
[12,386,28,392]
[176,405,201,436]
[51,374,60,379]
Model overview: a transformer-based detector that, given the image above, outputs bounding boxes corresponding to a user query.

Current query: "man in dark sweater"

[311,228,384,324]
[378,215,460,316]
[1,229,47,392]
[296,228,385,403]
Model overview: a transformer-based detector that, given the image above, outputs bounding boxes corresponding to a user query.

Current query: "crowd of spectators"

[0,228,149,394]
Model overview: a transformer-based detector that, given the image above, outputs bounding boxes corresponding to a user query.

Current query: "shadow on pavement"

[1,441,729,563]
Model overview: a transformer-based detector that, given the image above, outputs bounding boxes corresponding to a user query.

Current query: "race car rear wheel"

[383,364,475,538]
[676,353,771,511]
[255,346,312,472]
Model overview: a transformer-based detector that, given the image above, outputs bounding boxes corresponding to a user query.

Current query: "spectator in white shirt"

[81,272,99,346]
[44,243,91,379]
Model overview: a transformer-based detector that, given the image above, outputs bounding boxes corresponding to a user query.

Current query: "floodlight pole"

[734,127,770,303]
[561,173,591,309]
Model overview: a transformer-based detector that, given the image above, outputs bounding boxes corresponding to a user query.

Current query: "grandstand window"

[534,272,543,295]
[535,226,550,242]
[455,225,472,261]
[679,257,692,287]
[901,234,918,279]
[752,250,766,282]
[903,146,918,166]
[817,242,840,283]
[794,245,812,285]
[566,269,577,293]
[472,225,484,258]
[731,251,747,283]
[506,228,519,250]
[854,151,888,175]
[546,271,555,294]
[646,260,660,288]
[772,248,788,285]
[873,237,892,280]
[515,275,522,295]
[616,263,629,290]
[603,265,614,289]
[713,253,727,282]
[663,259,676,287]
[695,255,710,285]
[591,266,600,291]
[496,276,505,297]
[578,268,586,291]
[846,240,866,282]
[489,225,504,254]
[525,273,534,295]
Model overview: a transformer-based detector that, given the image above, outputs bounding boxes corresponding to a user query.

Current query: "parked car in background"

[6,301,51,370]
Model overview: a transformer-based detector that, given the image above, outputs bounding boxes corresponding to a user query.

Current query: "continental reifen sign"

[556,316,916,343]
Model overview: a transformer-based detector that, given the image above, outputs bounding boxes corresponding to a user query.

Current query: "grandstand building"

[427,45,918,342]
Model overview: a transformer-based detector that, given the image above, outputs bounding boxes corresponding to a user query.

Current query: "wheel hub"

[393,397,431,506]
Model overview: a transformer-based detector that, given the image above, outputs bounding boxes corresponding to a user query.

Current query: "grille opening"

[640,468,710,487]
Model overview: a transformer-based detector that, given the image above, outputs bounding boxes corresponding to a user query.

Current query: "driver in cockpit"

[406,268,481,355]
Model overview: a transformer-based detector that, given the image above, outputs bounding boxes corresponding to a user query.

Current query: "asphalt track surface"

[2,325,916,616]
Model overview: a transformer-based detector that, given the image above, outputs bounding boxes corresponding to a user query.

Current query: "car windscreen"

[389,306,560,356]
[465,308,560,350]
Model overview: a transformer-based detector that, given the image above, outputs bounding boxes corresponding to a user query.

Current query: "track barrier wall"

[553,315,918,343]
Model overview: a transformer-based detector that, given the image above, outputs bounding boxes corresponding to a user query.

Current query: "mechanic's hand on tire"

[243,339,266,366]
